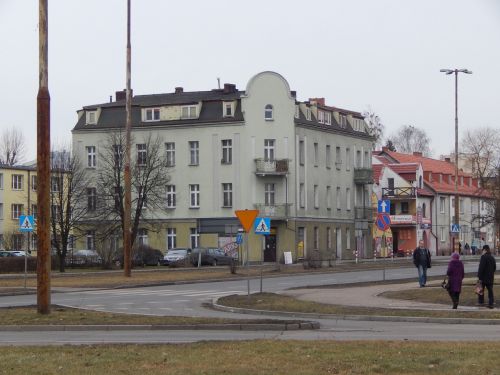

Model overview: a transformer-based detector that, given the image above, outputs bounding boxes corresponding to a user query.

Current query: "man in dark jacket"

[477,245,496,308]
[413,240,431,287]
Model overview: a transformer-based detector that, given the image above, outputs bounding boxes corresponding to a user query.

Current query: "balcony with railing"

[354,206,375,221]
[382,187,416,199]
[353,168,373,185]
[254,203,292,218]
[254,159,289,176]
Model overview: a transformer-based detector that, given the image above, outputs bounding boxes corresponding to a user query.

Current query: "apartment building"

[375,149,494,255]
[71,71,374,263]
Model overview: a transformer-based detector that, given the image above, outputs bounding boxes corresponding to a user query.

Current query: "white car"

[10,251,28,257]
[162,248,191,266]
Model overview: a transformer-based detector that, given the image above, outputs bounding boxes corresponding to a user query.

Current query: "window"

[295,105,300,119]
[356,150,361,168]
[10,203,24,219]
[223,102,234,117]
[440,227,445,242]
[299,140,305,165]
[335,147,341,169]
[401,201,409,214]
[314,227,319,249]
[318,111,324,124]
[189,141,199,165]
[145,108,160,122]
[313,143,319,166]
[222,183,233,207]
[422,203,426,218]
[166,228,177,250]
[51,205,61,222]
[87,187,97,211]
[114,186,121,210]
[305,107,311,121]
[336,187,341,210]
[165,142,175,167]
[86,111,97,125]
[264,183,275,205]
[12,175,23,190]
[346,228,351,249]
[31,204,37,220]
[13,235,23,250]
[264,139,275,161]
[299,183,305,208]
[51,176,61,192]
[346,148,351,171]
[86,146,96,168]
[339,114,347,128]
[439,197,446,213]
[460,198,464,214]
[221,139,232,164]
[346,188,351,211]
[189,184,200,208]
[190,228,199,249]
[139,186,147,209]
[364,151,370,168]
[327,227,332,249]
[166,185,176,208]
[138,229,148,246]
[325,112,332,125]
[326,186,332,210]
[181,105,197,119]
[0,203,3,219]
[264,104,273,120]
[314,185,319,208]
[0,173,3,189]
[86,230,95,250]
[326,145,331,169]
[113,144,123,168]
[137,144,147,166]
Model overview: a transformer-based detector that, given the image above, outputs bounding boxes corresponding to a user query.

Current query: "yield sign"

[235,209,259,233]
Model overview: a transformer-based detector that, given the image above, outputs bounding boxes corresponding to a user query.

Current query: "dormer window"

[325,112,331,125]
[305,107,311,121]
[339,114,347,128]
[223,102,234,117]
[145,108,160,122]
[295,105,300,119]
[318,111,324,124]
[86,111,97,125]
[264,104,273,120]
[181,105,197,119]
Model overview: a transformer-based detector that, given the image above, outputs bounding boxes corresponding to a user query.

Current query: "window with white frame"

[86,146,96,168]
[299,140,305,165]
[440,227,445,242]
[221,139,232,164]
[138,228,148,246]
[223,102,234,117]
[51,204,60,222]
[12,175,23,190]
[137,144,147,166]
[189,141,199,165]
[189,184,200,208]
[318,111,324,124]
[113,144,123,168]
[339,114,347,128]
[31,204,37,220]
[190,228,199,249]
[51,176,61,192]
[0,173,3,189]
[346,188,351,210]
[325,112,332,125]
[346,228,351,249]
[139,186,147,209]
[181,105,197,119]
[327,227,332,249]
[264,104,273,120]
[356,150,361,168]
[166,228,177,250]
[145,108,160,122]
[460,198,464,214]
[305,107,311,121]
[346,148,351,170]
[336,187,341,210]
[314,185,319,208]
[439,197,446,213]
[0,203,3,219]
[264,183,275,206]
[295,105,300,119]
[87,187,97,211]
[364,151,370,168]
[165,142,175,167]
[86,230,95,250]
[222,183,233,207]
[314,227,319,249]
[326,145,331,169]
[166,185,176,208]
[86,111,97,125]
[299,183,305,208]
[12,234,23,250]
[113,186,121,210]
[335,147,342,168]
[264,139,275,161]
[326,186,332,210]
[313,143,319,166]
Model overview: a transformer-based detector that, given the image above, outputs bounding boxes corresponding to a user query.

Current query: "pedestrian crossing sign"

[450,224,460,233]
[254,217,270,235]
[19,215,34,232]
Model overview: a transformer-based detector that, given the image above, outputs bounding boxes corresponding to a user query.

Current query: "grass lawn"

[1,341,499,374]
[219,292,500,319]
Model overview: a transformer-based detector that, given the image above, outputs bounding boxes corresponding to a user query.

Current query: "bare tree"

[362,108,385,150]
[90,131,171,252]
[49,146,90,272]
[0,127,25,165]
[388,125,432,156]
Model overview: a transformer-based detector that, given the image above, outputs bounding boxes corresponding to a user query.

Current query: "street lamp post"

[440,68,472,253]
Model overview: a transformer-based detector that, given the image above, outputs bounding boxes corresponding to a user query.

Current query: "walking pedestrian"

[413,240,431,287]
[446,252,464,309]
[477,245,496,308]
[464,242,470,255]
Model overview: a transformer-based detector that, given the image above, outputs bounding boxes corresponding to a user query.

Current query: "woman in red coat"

[447,252,465,309]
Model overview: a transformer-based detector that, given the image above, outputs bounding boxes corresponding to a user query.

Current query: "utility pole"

[37,0,51,313]
[123,0,132,277]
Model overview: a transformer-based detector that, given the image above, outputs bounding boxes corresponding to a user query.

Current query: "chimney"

[444,157,451,163]
[309,97,325,106]
[115,89,126,101]
[223,83,237,93]
[413,151,423,157]
[290,90,297,98]
[175,87,183,94]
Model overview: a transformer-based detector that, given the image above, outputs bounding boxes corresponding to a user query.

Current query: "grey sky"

[1,0,499,161]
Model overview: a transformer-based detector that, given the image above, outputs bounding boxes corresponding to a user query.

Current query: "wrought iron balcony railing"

[254,158,289,176]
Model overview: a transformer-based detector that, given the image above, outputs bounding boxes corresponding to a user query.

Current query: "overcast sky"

[1,0,499,162]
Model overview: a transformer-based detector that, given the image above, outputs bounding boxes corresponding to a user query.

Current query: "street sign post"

[235,209,260,298]
[18,215,34,289]
[377,200,391,214]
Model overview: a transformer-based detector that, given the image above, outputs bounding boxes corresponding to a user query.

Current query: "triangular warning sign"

[255,218,269,233]
[235,209,259,233]
[21,216,33,230]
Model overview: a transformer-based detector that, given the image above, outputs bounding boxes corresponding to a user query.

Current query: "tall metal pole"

[453,71,459,253]
[123,0,132,277]
[37,0,51,314]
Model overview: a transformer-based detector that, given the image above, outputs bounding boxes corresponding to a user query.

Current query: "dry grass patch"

[1,341,500,374]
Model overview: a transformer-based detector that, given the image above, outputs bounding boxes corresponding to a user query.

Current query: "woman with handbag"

[447,252,464,309]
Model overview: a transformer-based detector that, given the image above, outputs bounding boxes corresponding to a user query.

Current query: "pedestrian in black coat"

[477,245,496,308]
[413,240,431,287]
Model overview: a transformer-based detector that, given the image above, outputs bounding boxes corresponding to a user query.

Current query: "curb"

[211,300,500,325]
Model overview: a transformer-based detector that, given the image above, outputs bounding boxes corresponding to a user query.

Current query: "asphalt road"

[0,260,497,344]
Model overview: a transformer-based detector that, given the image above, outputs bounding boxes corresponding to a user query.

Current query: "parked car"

[191,247,235,266]
[10,251,28,257]
[68,250,102,266]
[162,248,191,266]
[0,251,15,257]
[114,245,164,267]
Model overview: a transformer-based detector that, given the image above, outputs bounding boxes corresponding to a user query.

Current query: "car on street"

[191,247,235,266]
[162,248,191,266]
[0,251,15,257]
[10,251,28,257]
[114,246,164,267]
[68,250,102,266]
